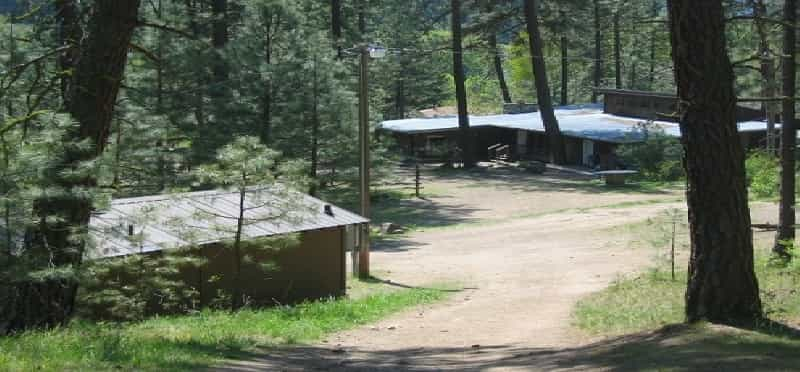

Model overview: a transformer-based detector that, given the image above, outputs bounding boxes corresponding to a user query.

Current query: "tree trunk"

[667,0,762,323]
[613,10,622,89]
[649,0,658,89]
[358,0,366,37]
[561,33,568,106]
[332,0,343,58]
[156,0,167,191]
[232,184,245,310]
[775,0,796,260]
[2,0,141,334]
[55,0,81,108]
[310,55,320,196]
[451,0,475,168]
[592,0,602,102]
[396,53,407,119]
[261,9,275,145]
[752,0,777,153]
[489,32,512,104]
[524,0,567,165]
[212,0,228,82]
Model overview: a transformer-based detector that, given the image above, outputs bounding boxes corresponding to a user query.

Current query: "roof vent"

[324,205,334,217]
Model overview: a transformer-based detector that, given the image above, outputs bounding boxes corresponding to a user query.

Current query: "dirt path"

[220,199,685,371]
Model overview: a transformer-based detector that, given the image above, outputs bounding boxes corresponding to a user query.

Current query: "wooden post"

[671,217,676,281]
[358,47,371,279]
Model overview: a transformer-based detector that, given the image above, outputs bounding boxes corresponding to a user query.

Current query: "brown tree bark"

[2,0,141,334]
[667,0,762,323]
[524,0,567,165]
[775,0,796,260]
[451,0,475,168]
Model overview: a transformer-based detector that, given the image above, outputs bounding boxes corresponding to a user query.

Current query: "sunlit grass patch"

[574,257,800,336]
[0,282,447,372]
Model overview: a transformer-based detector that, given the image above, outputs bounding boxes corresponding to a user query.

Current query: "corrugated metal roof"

[379,104,772,144]
[88,187,367,260]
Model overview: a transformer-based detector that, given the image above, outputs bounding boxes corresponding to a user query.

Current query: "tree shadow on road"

[218,322,800,371]
[430,165,679,196]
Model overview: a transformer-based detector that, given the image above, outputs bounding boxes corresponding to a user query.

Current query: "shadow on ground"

[429,165,678,196]
[217,323,800,371]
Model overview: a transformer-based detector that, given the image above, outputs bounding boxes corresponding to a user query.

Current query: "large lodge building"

[379,89,770,169]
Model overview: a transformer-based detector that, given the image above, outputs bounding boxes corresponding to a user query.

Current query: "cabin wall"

[80,226,349,318]
[190,226,347,307]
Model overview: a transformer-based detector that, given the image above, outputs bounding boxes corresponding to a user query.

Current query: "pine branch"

[137,20,196,40]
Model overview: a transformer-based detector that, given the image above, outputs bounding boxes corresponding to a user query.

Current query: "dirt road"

[222,194,684,371]
[219,167,784,371]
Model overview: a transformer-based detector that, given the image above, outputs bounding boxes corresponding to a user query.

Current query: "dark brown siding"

[191,227,347,306]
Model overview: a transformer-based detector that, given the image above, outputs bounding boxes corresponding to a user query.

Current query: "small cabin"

[87,188,367,313]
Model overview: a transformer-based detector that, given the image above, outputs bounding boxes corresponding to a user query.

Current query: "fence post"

[415,161,421,198]
[671,218,676,281]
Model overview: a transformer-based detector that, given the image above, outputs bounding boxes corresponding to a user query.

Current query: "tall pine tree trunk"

[592,0,602,102]
[524,0,567,165]
[451,0,475,168]
[55,0,81,107]
[261,9,276,145]
[613,10,622,89]
[489,33,512,104]
[649,0,659,89]
[560,32,568,106]
[331,0,343,58]
[310,55,320,196]
[775,0,796,260]
[212,0,228,81]
[667,0,762,323]
[2,0,141,334]
[396,53,407,119]
[752,0,777,153]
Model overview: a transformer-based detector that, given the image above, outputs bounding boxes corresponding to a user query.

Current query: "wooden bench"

[594,170,639,186]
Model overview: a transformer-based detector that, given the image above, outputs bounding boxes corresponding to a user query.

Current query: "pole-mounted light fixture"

[357,43,385,279]
[368,45,387,59]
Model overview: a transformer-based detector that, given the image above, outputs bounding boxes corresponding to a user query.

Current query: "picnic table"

[594,170,639,186]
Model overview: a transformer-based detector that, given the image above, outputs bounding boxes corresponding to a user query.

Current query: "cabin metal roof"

[88,187,367,259]
[379,104,771,144]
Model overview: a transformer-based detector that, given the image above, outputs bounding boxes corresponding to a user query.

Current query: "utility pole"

[358,46,371,279]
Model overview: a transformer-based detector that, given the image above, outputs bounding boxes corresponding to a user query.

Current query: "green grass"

[0,283,447,372]
[574,257,800,336]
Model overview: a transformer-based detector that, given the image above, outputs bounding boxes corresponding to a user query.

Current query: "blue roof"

[379,104,771,144]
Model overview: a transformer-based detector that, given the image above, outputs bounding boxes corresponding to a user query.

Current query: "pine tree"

[192,136,306,310]
[667,0,762,323]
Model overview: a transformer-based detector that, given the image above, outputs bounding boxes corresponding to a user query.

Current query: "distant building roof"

[88,187,367,259]
[379,104,770,144]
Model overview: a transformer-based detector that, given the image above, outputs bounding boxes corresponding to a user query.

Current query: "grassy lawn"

[571,259,800,371]
[0,281,447,372]
[574,257,800,335]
